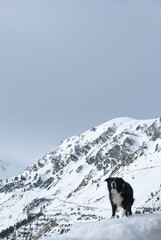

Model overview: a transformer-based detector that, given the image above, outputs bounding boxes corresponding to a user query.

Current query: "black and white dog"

[105,177,134,218]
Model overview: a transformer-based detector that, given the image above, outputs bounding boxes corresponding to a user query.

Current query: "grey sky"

[0,0,161,170]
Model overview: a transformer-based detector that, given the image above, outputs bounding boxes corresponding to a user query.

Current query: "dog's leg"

[125,206,132,217]
[128,206,132,216]
[125,210,129,217]
[122,209,126,217]
[111,203,117,218]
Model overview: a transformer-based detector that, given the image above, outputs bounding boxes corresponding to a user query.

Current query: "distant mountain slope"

[0,159,8,180]
[0,117,161,239]
[0,159,22,181]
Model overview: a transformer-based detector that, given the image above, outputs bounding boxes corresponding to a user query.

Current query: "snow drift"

[41,213,161,240]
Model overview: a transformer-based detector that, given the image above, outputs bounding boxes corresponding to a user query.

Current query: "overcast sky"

[0,0,161,170]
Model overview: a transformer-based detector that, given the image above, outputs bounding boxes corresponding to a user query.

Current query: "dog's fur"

[105,177,134,218]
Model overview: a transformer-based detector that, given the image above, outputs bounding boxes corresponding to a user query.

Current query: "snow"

[40,213,161,240]
[1,117,161,239]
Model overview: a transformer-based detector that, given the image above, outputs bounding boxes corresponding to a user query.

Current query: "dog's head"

[105,177,125,192]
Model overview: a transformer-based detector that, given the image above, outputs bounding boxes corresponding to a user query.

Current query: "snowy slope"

[40,213,161,240]
[0,117,161,239]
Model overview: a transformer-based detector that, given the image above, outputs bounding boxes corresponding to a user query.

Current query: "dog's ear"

[104,178,110,183]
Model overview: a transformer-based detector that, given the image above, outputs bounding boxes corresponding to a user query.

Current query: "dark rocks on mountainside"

[86,156,95,165]
[23,198,48,213]
[74,127,116,160]
[21,175,26,181]
[94,127,116,144]
[77,214,103,221]
[68,154,79,162]
[76,165,83,173]
[38,161,45,168]
[74,144,92,157]
[74,178,89,192]
[50,157,66,174]
[155,144,161,152]
[107,145,129,165]
[34,177,43,188]
[136,125,141,131]
[133,142,147,158]
[41,177,54,189]
[145,120,161,141]
[90,127,97,132]
[0,212,43,239]
[86,152,107,171]
[0,181,24,193]
[123,137,135,147]
[86,139,136,173]
[97,163,104,171]
[108,144,121,159]
[32,164,38,172]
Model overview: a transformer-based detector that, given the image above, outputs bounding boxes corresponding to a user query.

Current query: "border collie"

[105,177,134,218]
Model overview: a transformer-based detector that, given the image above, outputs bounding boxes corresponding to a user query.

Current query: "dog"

[105,177,134,218]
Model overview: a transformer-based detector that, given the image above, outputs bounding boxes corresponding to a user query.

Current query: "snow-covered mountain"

[0,117,161,239]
